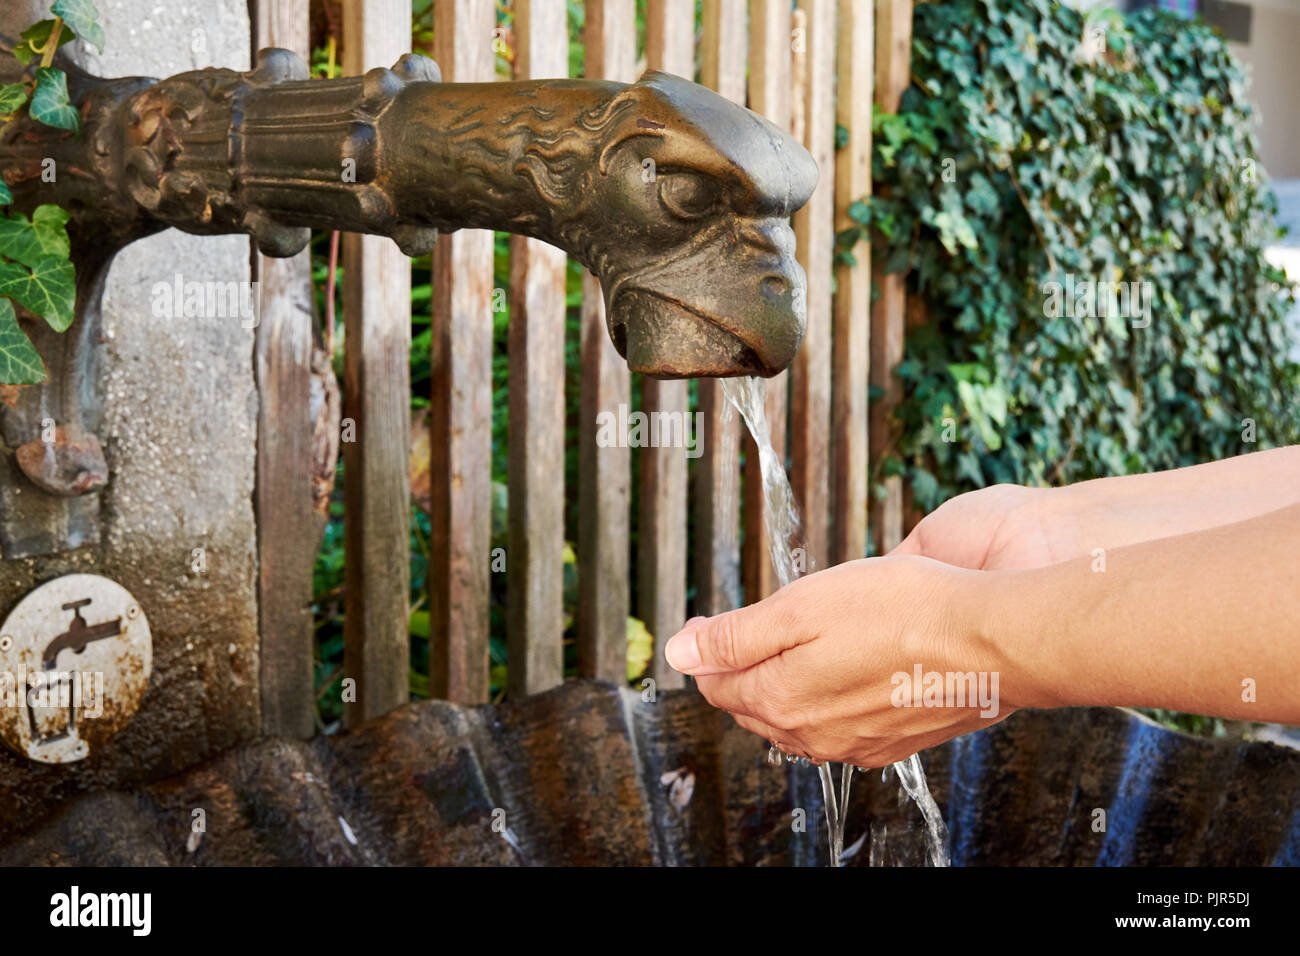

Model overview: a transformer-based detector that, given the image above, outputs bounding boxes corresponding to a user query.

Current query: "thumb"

[664,600,809,676]
[889,523,925,557]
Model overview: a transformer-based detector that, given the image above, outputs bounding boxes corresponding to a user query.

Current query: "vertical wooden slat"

[507,0,568,697]
[576,0,635,683]
[743,0,792,602]
[830,0,872,566]
[428,0,496,703]
[254,0,315,738]
[341,0,412,729]
[694,0,746,617]
[902,292,928,536]
[641,0,693,690]
[789,0,834,573]
[869,0,912,554]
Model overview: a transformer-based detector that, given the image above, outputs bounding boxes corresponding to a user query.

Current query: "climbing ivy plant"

[0,1,104,384]
[840,0,1299,515]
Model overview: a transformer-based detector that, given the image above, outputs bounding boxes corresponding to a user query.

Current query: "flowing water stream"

[721,376,950,867]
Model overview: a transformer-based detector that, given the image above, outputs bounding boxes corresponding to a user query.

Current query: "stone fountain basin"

[1,680,1297,865]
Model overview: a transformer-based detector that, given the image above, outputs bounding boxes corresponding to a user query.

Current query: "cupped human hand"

[662,555,1023,768]
[891,483,1083,570]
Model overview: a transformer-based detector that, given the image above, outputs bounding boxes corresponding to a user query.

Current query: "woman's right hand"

[894,446,1300,572]
[891,483,1086,571]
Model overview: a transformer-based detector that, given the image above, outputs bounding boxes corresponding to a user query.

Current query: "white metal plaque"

[0,574,152,764]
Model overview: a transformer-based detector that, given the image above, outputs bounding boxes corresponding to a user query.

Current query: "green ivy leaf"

[909,468,942,512]
[956,380,1003,451]
[0,182,10,206]
[52,0,106,53]
[929,208,978,255]
[0,255,76,332]
[13,20,74,66]
[30,68,79,132]
[881,455,907,478]
[0,205,71,269]
[0,83,29,116]
[0,298,46,385]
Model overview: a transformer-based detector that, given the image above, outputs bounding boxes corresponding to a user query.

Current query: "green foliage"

[51,0,106,53]
[0,2,105,383]
[12,20,73,66]
[842,0,1300,517]
[0,203,71,264]
[0,299,45,383]
[13,2,103,65]
[0,83,28,115]
[0,205,75,381]
[1136,708,1231,738]
[0,235,75,329]
[30,66,78,131]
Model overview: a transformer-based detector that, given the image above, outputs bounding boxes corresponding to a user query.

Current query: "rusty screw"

[0,635,11,652]
[127,605,140,620]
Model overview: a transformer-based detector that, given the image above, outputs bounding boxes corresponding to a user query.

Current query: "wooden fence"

[255,0,915,737]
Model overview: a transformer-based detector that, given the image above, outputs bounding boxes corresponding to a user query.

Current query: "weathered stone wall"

[0,0,259,841]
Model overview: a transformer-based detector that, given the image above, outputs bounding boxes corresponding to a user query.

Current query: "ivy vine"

[840,0,1299,523]
[0,0,104,385]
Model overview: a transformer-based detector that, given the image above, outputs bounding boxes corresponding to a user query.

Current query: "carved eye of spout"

[658,171,719,221]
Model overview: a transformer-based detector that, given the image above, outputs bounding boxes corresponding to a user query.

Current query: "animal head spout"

[549,72,818,378]
[4,53,819,382]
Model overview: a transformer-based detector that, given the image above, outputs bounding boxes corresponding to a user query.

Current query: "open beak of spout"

[607,213,811,380]
[612,273,805,379]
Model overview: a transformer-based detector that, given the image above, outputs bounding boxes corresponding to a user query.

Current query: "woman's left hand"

[663,555,1020,767]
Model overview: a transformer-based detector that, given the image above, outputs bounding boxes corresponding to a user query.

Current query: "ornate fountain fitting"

[3,48,816,380]
[0,47,816,556]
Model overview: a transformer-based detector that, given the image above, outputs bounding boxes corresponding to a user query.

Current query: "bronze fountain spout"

[0,47,816,556]
[3,47,817,379]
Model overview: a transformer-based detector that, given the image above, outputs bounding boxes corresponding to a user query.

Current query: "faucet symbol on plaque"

[26,598,122,753]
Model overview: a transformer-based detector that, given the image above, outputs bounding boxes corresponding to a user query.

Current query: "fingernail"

[664,630,701,672]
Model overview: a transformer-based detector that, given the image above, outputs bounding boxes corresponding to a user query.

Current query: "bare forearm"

[985,501,1300,723]
[1056,445,1300,551]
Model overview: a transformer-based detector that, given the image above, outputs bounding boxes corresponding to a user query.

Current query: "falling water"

[722,376,949,868]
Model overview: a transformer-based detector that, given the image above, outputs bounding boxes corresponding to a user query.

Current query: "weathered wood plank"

[253,0,315,738]
[506,0,568,697]
[576,0,635,684]
[743,0,792,603]
[694,0,746,617]
[641,0,694,690]
[869,0,912,555]
[830,0,872,565]
[341,0,413,729]
[902,294,930,535]
[428,0,496,704]
[789,0,834,574]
